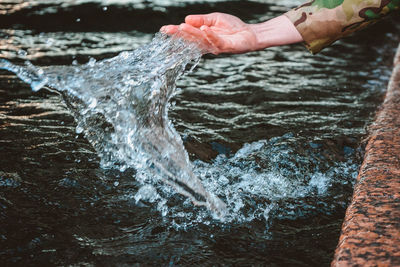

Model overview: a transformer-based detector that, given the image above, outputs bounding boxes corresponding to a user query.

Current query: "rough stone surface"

[332,45,400,266]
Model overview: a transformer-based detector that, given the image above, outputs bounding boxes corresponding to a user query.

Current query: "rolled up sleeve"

[285,0,400,54]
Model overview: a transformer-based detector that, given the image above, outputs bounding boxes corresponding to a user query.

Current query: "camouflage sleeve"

[285,0,400,54]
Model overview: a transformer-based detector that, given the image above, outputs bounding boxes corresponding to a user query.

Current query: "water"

[1,0,399,265]
[0,32,360,225]
[1,33,228,219]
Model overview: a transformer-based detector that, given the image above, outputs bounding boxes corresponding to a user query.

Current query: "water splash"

[0,33,227,218]
[194,134,359,224]
[0,33,360,227]
[157,133,359,228]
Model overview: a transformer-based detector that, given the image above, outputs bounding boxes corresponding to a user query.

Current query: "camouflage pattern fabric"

[285,0,400,53]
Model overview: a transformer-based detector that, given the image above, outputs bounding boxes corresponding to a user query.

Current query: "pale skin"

[160,13,304,55]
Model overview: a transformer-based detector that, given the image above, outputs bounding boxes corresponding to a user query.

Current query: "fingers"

[177,23,215,51]
[160,25,179,34]
[160,22,221,54]
[179,23,206,40]
[200,25,227,51]
[177,23,221,54]
[161,14,215,33]
[160,23,209,44]
[185,14,216,27]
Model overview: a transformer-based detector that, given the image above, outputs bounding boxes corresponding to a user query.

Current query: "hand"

[160,13,303,55]
[160,13,260,55]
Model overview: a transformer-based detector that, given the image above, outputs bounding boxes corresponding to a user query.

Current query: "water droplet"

[75,126,83,134]
[87,57,96,67]
[88,98,97,108]
[31,79,47,92]
[17,50,27,57]
[120,51,129,59]
[45,38,55,47]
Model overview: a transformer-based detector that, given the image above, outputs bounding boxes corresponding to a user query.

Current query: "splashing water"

[0,33,227,218]
[194,134,359,225]
[0,33,360,227]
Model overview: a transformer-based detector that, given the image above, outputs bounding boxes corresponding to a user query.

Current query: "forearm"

[249,15,303,50]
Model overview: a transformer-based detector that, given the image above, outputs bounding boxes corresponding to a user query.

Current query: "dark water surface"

[1,1,399,266]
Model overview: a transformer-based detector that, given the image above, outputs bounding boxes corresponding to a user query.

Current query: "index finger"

[185,14,215,27]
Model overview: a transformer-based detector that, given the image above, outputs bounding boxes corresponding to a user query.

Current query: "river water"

[0,1,399,266]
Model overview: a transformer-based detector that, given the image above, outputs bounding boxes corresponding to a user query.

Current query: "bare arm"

[161,13,303,55]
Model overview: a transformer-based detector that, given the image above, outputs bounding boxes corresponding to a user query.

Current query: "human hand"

[160,13,303,55]
[160,13,260,55]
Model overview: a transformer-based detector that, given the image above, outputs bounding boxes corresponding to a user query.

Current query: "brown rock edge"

[332,44,400,266]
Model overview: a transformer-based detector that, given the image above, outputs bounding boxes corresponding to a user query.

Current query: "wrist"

[249,15,303,50]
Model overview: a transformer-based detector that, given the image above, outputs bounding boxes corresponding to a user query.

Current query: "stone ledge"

[332,44,400,266]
